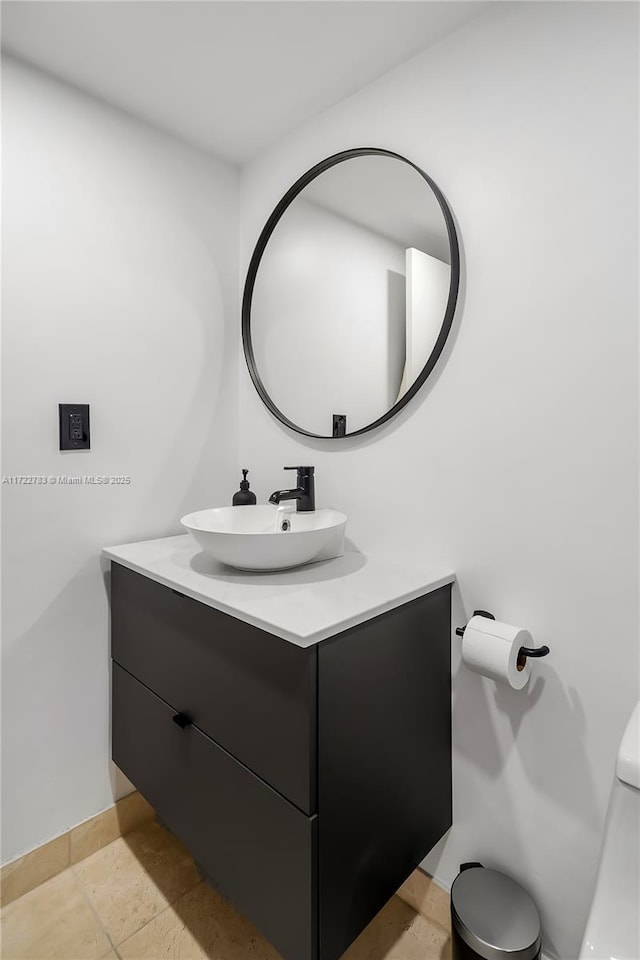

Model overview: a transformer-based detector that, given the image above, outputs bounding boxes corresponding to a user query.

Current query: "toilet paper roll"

[462,615,533,690]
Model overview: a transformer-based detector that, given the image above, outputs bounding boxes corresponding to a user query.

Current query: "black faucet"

[269,466,315,512]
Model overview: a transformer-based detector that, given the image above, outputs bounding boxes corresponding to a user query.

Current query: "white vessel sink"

[181,505,347,572]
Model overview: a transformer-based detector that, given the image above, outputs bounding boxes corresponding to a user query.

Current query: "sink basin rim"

[180,505,347,571]
[181,504,346,536]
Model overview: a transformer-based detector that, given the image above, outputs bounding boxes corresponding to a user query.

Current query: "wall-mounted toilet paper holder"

[455,610,550,670]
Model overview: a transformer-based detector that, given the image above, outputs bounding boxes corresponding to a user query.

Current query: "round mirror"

[242,148,459,438]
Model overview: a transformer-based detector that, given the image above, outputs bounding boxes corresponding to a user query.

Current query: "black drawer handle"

[172,711,193,729]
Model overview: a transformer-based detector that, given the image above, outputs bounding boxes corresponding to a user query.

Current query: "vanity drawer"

[110,563,316,813]
[112,663,317,960]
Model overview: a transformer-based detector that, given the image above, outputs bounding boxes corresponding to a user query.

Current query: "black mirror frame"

[242,147,460,439]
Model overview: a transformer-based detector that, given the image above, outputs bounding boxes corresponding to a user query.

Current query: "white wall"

[1,58,239,864]
[251,198,406,434]
[238,4,638,956]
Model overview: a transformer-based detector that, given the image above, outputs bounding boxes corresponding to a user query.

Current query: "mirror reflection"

[246,152,457,437]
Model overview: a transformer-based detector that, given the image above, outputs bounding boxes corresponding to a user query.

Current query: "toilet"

[579,701,639,960]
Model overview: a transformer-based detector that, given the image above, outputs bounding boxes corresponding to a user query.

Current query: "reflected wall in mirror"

[243,149,459,438]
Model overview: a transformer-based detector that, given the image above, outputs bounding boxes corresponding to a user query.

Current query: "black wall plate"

[332,414,347,437]
[59,403,90,450]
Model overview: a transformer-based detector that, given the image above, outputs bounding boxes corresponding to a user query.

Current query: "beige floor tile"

[0,834,70,907]
[70,792,154,865]
[0,868,111,960]
[70,807,123,867]
[118,882,281,960]
[73,820,199,946]
[342,895,451,960]
[115,793,155,835]
[396,869,451,931]
[402,911,451,959]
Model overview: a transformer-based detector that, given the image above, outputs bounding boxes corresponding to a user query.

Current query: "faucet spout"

[269,487,303,505]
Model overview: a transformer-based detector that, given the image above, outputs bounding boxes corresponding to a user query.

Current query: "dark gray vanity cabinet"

[110,562,451,960]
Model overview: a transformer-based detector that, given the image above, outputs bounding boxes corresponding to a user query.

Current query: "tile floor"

[1,819,451,960]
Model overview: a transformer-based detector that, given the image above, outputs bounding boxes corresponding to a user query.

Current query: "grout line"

[69,854,167,956]
[113,890,195,955]
[70,832,203,954]
[8,823,202,958]
[0,792,154,908]
[71,863,119,958]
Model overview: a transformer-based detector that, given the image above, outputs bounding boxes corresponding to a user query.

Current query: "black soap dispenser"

[232,469,257,506]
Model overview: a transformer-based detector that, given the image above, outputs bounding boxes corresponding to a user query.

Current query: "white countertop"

[102,535,454,647]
